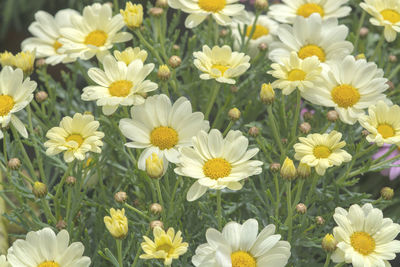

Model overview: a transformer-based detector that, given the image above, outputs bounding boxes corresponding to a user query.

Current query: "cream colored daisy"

[168,0,246,28]
[44,113,104,163]
[192,219,291,266]
[7,227,91,267]
[268,13,353,64]
[269,0,351,24]
[21,9,79,65]
[140,226,188,265]
[359,101,400,146]
[81,55,157,115]
[175,129,263,201]
[331,203,400,266]
[294,131,352,175]
[301,55,390,125]
[231,12,279,57]
[0,255,10,267]
[360,0,400,42]
[119,94,209,170]
[59,3,133,61]
[0,66,37,138]
[113,47,148,65]
[268,52,322,95]
[193,45,250,84]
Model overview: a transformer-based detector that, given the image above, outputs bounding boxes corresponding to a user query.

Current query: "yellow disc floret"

[331,84,360,108]
[66,134,84,147]
[84,30,108,47]
[377,124,395,139]
[0,95,15,116]
[380,9,400,24]
[212,64,229,76]
[37,261,60,267]
[53,40,63,52]
[150,126,179,150]
[108,80,133,97]
[297,3,324,18]
[313,145,331,158]
[288,69,306,81]
[231,251,256,267]
[298,45,326,62]
[203,158,232,179]
[198,0,226,13]
[246,25,269,40]
[350,231,375,255]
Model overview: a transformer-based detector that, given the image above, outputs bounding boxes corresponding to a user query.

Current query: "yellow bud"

[157,64,171,81]
[104,208,128,239]
[380,187,394,200]
[146,153,164,179]
[281,157,297,180]
[150,203,163,214]
[0,51,15,67]
[297,162,311,178]
[120,2,143,29]
[322,234,338,252]
[260,83,275,104]
[228,108,241,121]
[14,51,35,75]
[33,182,47,198]
[114,47,148,65]
[356,53,366,60]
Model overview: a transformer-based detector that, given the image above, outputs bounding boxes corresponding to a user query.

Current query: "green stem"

[205,83,221,120]
[267,105,284,154]
[41,199,57,224]
[116,239,123,267]
[323,253,332,267]
[290,90,302,143]
[292,179,305,209]
[66,187,73,232]
[124,203,150,221]
[242,11,261,52]
[155,179,166,222]
[348,154,400,179]
[54,163,74,220]
[274,173,280,218]
[306,174,319,206]
[353,11,366,53]
[372,32,385,62]
[279,94,288,132]
[155,18,168,62]
[216,190,222,230]
[286,181,293,242]
[388,64,400,80]
[134,31,163,64]
[222,121,234,136]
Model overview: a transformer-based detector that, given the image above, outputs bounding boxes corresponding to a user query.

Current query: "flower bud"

[296,203,307,214]
[303,111,314,120]
[380,187,394,200]
[168,55,181,68]
[14,51,35,75]
[254,0,269,11]
[359,27,369,37]
[172,45,180,51]
[220,29,228,37]
[35,91,48,103]
[146,153,164,179]
[150,203,163,214]
[8,158,21,170]
[114,191,128,203]
[156,0,168,8]
[149,7,164,17]
[228,108,241,121]
[356,53,366,60]
[248,126,260,137]
[35,58,47,68]
[389,55,397,63]
[297,162,311,178]
[33,182,47,198]
[104,208,128,239]
[281,138,288,144]
[258,42,268,51]
[322,234,338,252]
[56,219,67,230]
[260,83,275,104]
[281,157,296,180]
[361,130,369,137]
[270,162,281,172]
[387,80,395,90]
[120,2,143,29]
[66,176,76,186]
[157,64,171,81]
[327,110,339,122]
[316,216,325,225]
[0,51,14,67]
[230,86,239,93]
[150,220,164,229]
[299,122,311,134]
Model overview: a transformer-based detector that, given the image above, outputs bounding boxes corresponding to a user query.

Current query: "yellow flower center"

[377,124,395,139]
[246,25,269,40]
[313,145,331,158]
[380,9,400,24]
[150,126,179,150]
[53,40,63,52]
[156,243,174,256]
[108,80,133,97]
[288,69,306,81]
[198,0,226,13]
[331,84,360,108]
[0,95,15,116]
[37,261,60,267]
[203,158,232,179]
[350,231,376,255]
[212,64,229,76]
[231,251,256,267]
[66,134,84,147]
[84,30,108,47]
[298,44,326,62]
[297,3,325,18]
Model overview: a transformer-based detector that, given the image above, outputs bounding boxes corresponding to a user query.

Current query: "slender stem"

[267,105,284,154]
[2,135,8,173]
[66,186,73,232]
[243,11,261,52]
[155,18,168,62]
[205,83,221,120]
[286,181,293,242]
[155,179,166,222]
[116,239,123,267]
[279,94,288,132]
[292,179,305,209]
[290,90,302,143]
[124,203,150,220]
[388,64,400,80]
[306,174,319,205]
[41,199,57,224]
[274,173,280,218]
[348,154,400,179]
[372,32,385,62]
[323,253,332,267]
[54,163,74,220]
[216,190,222,230]
[353,11,366,53]
[134,31,163,64]
[222,121,234,136]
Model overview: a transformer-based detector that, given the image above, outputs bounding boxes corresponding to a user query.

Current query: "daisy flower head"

[331,203,400,266]
[268,0,351,24]
[81,55,157,115]
[175,129,263,201]
[231,12,279,57]
[301,55,390,125]
[0,66,37,138]
[360,0,400,42]
[44,113,104,163]
[104,208,128,239]
[294,131,352,175]
[192,219,291,266]
[7,227,91,267]
[59,3,133,61]
[193,45,251,84]
[168,0,246,28]
[113,47,148,65]
[21,9,79,65]
[268,52,322,95]
[372,144,400,180]
[140,226,189,265]
[268,13,353,64]
[119,94,210,170]
[359,101,400,146]
[0,255,10,267]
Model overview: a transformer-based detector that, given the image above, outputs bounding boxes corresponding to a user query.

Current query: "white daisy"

[193,45,251,84]
[301,55,390,125]
[21,9,79,65]
[59,3,133,61]
[175,129,263,201]
[0,255,10,267]
[81,55,157,115]
[0,66,37,138]
[119,94,209,170]
[44,113,104,163]
[293,131,352,175]
[360,0,400,42]
[7,227,91,267]
[269,0,351,24]
[359,100,400,146]
[168,0,246,28]
[268,14,353,64]
[331,203,400,267]
[192,219,291,266]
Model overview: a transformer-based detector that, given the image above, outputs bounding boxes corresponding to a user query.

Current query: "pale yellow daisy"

[113,47,148,65]
[294,131,352,175]
[104,208,128,239]
[359,100,400,146]
[193,45,250,84]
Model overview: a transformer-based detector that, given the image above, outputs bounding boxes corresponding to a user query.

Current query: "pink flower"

[372,144,400,180]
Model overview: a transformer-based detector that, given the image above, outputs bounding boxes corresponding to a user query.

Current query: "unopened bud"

[35,58,47,68]
[150,203,163,214]
[230,86,239,93]
[281,157,296,180]
[168,55,181,69]
[66,176,76,186]
[296,203,307,214]
[389,55,397,63]
[260,83,275,104]
[228,108,241,121]
[359,27,369,37]
[297,162,311,178]
[115,191,128,203]
[356,53,366,60]
[150,220,164,229]
[322,234,338,252]
[361,130,369,137]
[270,162,281,172]
[220,29,228,37]
[381,187,394,200]
[281,138,288,144]
[254,0,269,10]
[149,7,164,17]
[248,126,260,137]
[299,122,311,134]
[146,153,164,179]
[56,219,67,230]
[156,0,168,8]
[303,111,314,120]
[327,110,339,122]
[316,216,325,225]
[8,158,21,170]
[173,45,180,51]
[33,182,47,198]
[258,42,268,51]
[157,65,171,81]
[35,91,48,103]
[387,80,394,90]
